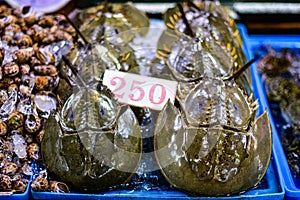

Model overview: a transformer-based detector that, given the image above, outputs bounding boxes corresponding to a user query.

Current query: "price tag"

[103,70,178,110]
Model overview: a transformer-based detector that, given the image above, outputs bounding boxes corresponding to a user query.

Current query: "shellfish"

[154,78,271,196]
[77,1,150,43]
[153,0,272,196]
[50,180,69,193]
[31,171,49,192]
[41,82,142,192]
[162,0,246,68]
[0,5,79,194]
[157,1,252,98]
[256,46,300,180]
[156,29,252,108]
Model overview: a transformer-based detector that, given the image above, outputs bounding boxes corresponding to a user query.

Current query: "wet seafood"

[41,82,142,192]
[66,1,151,76]
[257,48,292,77]
[0,5,77,193]
[257,46,300,179]
[264,77,299,108]
[17,35,33,47]
[158,32,236,81]
[77,1,149,43]
[0,174,12,190]
[63,35,141,85]
[7,111,24,130]
[3,62,19,77]
[50,181,69,193]
[27,143,40,161]
[281,127,300,178]
[284,99,300,131]
[161,0,247,73]
[24,114,42,134]
[12,175,28,192]
[157,1,252,99]
[31,171,49,192]
[14,48,35,64]
[38,4,149,191]
[31,170,69,193]
[43,32,144,188]
[75,41,137,85]
[154,77,271,196]
[2,162,18,175]
[0,121,7,136]
[154,0,272,196]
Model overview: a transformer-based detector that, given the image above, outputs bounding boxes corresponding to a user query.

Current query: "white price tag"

[103,70,178,110]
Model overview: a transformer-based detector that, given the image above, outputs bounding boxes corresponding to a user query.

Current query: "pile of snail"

[0,5,76,193]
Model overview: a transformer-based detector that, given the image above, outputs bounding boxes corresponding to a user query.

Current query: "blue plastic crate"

[243,32,300,200]
[30,23,284,200]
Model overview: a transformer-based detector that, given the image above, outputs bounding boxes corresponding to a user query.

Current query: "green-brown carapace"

[154,77,272,196]
[41,83,142,192]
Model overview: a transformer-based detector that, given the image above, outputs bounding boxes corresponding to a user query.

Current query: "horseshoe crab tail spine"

[226,58,256,81]
[185,0,201,12]
[104,0,109,12]
[63,14,89,45]
[62,56,87,88]
[177,3,195,38]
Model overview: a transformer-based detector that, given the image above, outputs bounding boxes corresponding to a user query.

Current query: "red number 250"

[110,77,166,105]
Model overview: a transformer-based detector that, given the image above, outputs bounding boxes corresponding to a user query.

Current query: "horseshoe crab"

[41,39,142,192]
[157,0,252,99]
[77,1,150,43]
[39,17,143,191]
[162,0,246,70]
[41,81,142,192]
[154,77,272,196]
[157,29,252,101]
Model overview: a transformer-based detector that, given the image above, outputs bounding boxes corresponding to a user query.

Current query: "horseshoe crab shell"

[158,31,235,81]
[157,29,252,98]
[41,83,142,192]
[157,0,252,98]
[78,2,150,43]
[162,0,246,68]
[154,78,272,196]
[179,77,256,130]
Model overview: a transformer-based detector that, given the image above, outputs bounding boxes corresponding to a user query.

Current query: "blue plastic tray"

[30,24,284,200]
[31,157,283,199]
[244,32,300,200]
